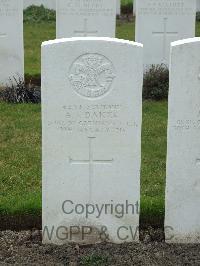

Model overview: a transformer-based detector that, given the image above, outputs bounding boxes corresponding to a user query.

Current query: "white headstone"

[165,38,200,243]
[197,0,200,12]
[116,0,121,15]
[133,0,136,16]
[135,0,196,66]
[24,0,56,10]
[0,0,24,86]
[42,37,143,244]
[56,0,116,38]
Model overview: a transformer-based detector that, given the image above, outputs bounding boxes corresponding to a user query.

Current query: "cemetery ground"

[1,101,200,264]
[1,8,200,265]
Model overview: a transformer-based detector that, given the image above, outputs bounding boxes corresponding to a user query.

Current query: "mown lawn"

[24,20,200,76]
[0,104,41,215]
[0,101,167,219]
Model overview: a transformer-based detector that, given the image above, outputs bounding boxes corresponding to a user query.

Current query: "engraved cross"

[74,18,98,37]
[152,17,178,63]
[69,137,113,201]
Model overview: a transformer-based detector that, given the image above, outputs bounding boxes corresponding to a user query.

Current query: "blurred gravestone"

[0,0,24,87]
[197,0,200,11]
[135,0,196,66]
[165,37,200,243]
[56,0,116,38]
[133,0,136,15]
[116,0,121,15]
[42,37,143,244]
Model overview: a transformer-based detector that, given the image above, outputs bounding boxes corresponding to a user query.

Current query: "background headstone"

[165,37,200,243]
[0,0,24,87]
[135,0,196,66]
[197,0,200,12]
[42,37,143,244]
[133,0,136,16]
[116,0,121,15]
[56,0,116,38]
[23,0,55,10]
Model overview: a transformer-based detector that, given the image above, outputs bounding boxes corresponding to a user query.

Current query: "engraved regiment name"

[69,53,116,98]
[138,1,194,16]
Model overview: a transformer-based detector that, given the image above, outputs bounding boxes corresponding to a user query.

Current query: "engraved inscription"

[47,104,138,134]
[58,0,115,17]
[138,0,195,16]
[0,33,6,38]
[0,0,18,16]
[69,137,113,201]
[172,119,200,130]
[69,53,116,98]
[74,18,98,36]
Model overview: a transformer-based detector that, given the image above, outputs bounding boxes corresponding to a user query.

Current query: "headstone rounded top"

[171,37,200,47]
[42,37,143,48]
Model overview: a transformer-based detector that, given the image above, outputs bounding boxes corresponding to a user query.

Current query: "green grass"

[116,20,135,41]
[141,101,167,220]
[196,20,200,36]
[24,19,200,76]
[0,103,41,215]
[24,23,55,76]
[121,0,133,5]
[0,101,167,218]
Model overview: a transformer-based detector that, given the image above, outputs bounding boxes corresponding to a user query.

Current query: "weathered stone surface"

[0,0,24,86]
[42,37,143,244]
[135,0,196,66]
[56,0,116,38]
[165,37,200,243]
[116,0,121,15]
